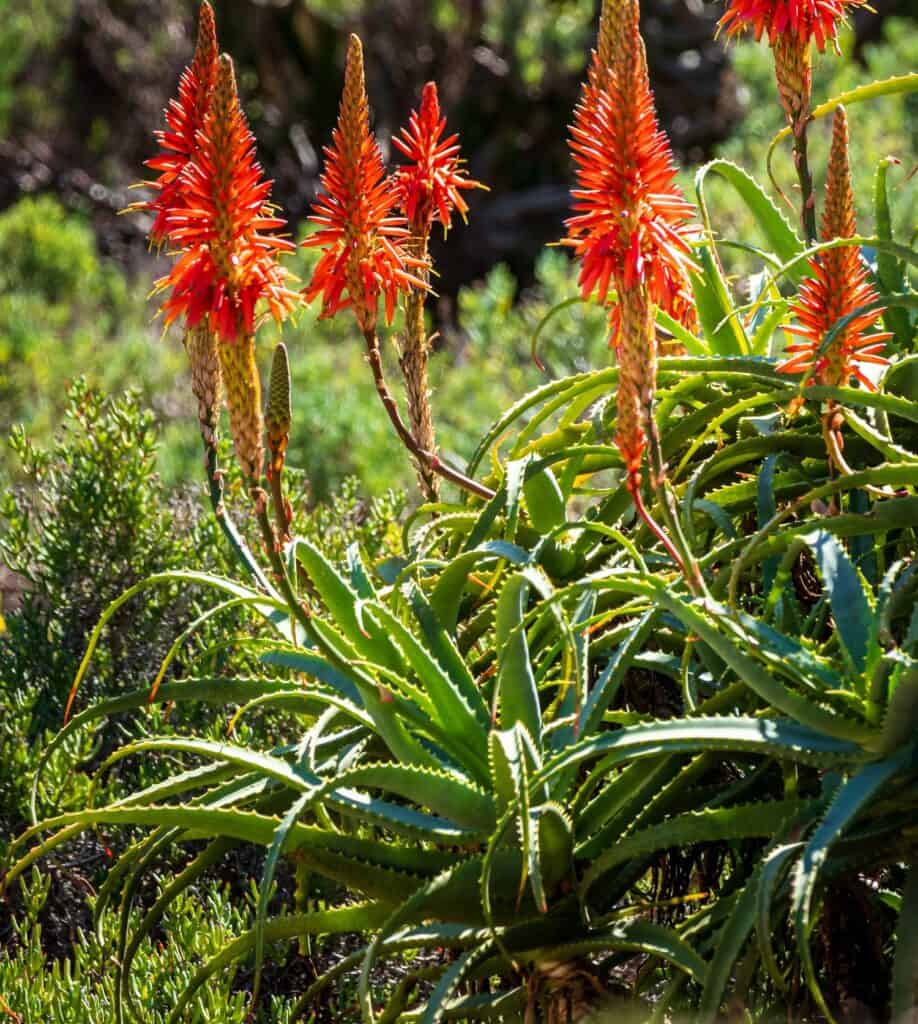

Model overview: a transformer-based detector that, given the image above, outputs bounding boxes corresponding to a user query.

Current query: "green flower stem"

[362,328,495,501]
[203,436,272,593]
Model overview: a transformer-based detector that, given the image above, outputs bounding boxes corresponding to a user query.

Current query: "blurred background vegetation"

[0,0,914,500]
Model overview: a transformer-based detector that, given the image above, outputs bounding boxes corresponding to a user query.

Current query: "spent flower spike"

[777,105,891,391]
[393,82,485,237]
[304,34,424,333]
[131,2,218,245]
[155,54,299,345]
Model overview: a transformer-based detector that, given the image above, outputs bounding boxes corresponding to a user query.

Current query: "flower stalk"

[307,39,492,501]
[392,81,486,502]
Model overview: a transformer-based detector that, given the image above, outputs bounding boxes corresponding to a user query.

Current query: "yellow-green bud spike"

[265,342,292,476]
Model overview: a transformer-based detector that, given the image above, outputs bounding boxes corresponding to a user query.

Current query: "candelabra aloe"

[5,0,917,1021]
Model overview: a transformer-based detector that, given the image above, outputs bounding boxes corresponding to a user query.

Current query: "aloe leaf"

[420,943,498,1024]
[360,862,482,1024]
[360,601,489,776]
[767,73,918,191]
[504,456,529,540]
[695,159,803,276]
[119,837,234,1023]
[315,761,494,830]
[253,791,313,1002]
[409,587,490,722]
[523,462,566,533]
[523,920,706,983]
[801,529,873,678]
[30,675,308,823]
[429,542,529,634]
[537,716,862,797]
[63,571,290,722]
[756,842,803,993]
[167,904,391,1024]
[873,158,913,348]
[758,453,781,595]
[580,798,806,910]
[291,537,401,670]
[579,610,656,737]
[691,246,748,356]
[655,591,872,742]
[496,573,542,745]
[892,863,918,1022]
[792,747,914,1021]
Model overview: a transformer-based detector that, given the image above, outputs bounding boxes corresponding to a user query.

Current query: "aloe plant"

[5,0,917,1021]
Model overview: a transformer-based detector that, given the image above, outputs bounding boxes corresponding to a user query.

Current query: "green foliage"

[0,0,69,133]
[0,196,186,462]
[0,868,306,1023]
[0,382,230,727]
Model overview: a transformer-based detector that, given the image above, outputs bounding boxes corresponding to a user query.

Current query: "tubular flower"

[156,54,299,345]
[778,106,890,390]
[132,2,218,245]
[718,0,865,52]
[304,34,424,334]
[393,81,485,237]
[563,33,698,344]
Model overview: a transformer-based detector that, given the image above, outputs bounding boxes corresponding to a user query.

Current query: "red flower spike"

[393,81,485,237]
[719,0,866,52]
[132,2,218,245]
[778,105,891,390]
[155,54,299,345]
[562,17,698,343]
[304,34,424,334]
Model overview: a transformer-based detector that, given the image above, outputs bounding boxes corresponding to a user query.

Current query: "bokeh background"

[1,0,915,499]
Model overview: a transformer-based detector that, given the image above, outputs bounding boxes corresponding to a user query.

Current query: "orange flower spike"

[304,34,424,334]
[718,0,865,52]
[778,106,891,390]
[134,2,218,245]
[563,0,697,339]
[157,54,298,344]
[393,81,486,237]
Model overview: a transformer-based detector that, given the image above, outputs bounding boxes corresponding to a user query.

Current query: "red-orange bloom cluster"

[304,35,423,332]
[719,0,865,51]
[156,54,298,344]
[133,2,218,245]
[778,106,890,389]
[563,47,697,344]
[393,82,484,236]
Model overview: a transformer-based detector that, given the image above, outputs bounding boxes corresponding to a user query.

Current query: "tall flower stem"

[793,124,818,244]
[400,237,440,503]
[644,412,705,594]
[774,35,816,240]
[362,328,494,501]
[204,439,272,593]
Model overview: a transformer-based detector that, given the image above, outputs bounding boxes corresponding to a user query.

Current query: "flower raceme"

[718,0,865,52]
[304,34,424,334]
[778,105,890,391]
[156,55,299,345]
[563,41,697,345]
[393,82,485,238]
[146,52,298,481]
[563,0,696,489]
[131,1,218,246]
